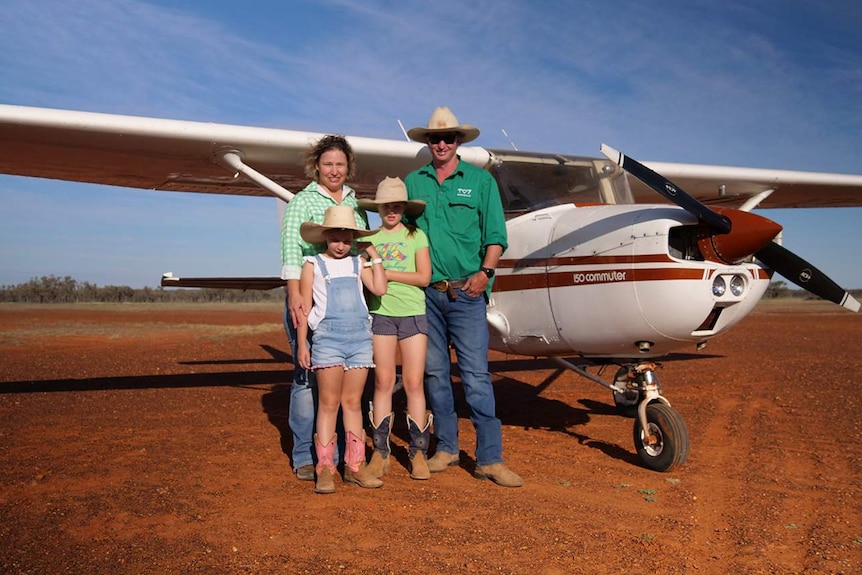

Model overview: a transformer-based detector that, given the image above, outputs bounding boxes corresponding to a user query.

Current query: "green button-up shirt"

[280,181,368,280]
[405,157,507,284]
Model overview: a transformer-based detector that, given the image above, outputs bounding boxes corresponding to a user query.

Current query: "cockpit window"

[487,149,632,215]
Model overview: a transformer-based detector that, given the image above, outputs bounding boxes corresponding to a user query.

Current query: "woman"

[280,135,368,482]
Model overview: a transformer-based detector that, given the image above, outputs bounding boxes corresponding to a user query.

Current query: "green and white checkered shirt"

[280,181,368,280]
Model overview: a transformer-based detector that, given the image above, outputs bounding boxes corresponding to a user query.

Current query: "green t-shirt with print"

[365,226,429,317]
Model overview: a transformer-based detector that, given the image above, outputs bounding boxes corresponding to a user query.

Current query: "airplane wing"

[631,160,862,209]
[0,103,490,201]
[2,104,861,209]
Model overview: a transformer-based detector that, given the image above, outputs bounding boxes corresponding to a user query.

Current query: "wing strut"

[214,150,295,203]
[738,189,774,212]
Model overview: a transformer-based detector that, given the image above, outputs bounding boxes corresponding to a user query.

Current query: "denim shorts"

[311,318,374,370]
[371,314,428,340]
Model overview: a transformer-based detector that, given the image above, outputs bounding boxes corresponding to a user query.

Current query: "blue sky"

[1,0,860,289]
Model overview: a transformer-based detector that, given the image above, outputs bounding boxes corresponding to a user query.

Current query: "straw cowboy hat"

[406,106,480,143]
[357,177,426,216]
[299,204,376,245]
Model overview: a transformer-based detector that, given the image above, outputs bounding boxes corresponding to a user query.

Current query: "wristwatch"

[480,267,495,278]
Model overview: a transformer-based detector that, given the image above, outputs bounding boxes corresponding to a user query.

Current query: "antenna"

[501,128,518,151]
[396,119,409,141]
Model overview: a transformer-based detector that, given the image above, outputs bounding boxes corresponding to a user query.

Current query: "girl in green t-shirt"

[358,177,433,481]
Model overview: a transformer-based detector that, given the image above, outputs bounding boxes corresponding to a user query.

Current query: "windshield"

[487,149,632,216]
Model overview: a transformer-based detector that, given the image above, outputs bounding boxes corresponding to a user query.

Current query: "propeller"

[754,242,860,312]
[601,144,860,312]
[601,144,732,233]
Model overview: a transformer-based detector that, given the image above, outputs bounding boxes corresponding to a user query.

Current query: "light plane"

[1,104,860,471]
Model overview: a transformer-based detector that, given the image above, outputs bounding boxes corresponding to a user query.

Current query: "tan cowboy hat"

[406,106,480,144]
[299,204,376,245]
[357,177,426,216]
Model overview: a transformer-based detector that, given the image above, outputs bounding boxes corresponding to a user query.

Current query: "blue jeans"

[283,296,319,470]
[424,287,503,466]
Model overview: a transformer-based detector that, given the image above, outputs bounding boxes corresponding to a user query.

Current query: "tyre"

[632,402,690,472]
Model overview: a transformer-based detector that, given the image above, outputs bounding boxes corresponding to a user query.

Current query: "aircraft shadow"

[489,365,641,467]
[179,345,292,366]
[0,344,294,394]
[1,345,710,469]
[260,383,308,468]
[0,368,291,394]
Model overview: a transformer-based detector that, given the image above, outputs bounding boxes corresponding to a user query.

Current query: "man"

[404,106,522,487]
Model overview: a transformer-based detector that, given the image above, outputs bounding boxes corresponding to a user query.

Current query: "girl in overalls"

[296,205,387,494]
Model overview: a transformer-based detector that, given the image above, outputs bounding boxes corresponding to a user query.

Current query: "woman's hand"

[287,279,308,328]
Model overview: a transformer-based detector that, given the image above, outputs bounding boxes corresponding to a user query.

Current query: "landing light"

[730,274,746,296]
[712,276,726,297]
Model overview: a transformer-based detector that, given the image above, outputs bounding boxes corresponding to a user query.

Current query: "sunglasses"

[427,133,459,145]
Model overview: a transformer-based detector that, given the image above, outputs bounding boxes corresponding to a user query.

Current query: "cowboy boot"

[314,434,338,494]
[366,411,393,479]
[407,413,433,480]
[343,430,383,489]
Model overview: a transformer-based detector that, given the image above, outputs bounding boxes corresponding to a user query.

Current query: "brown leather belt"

[430,279,466,299]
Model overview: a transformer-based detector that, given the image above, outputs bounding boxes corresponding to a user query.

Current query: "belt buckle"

[434,279,449,292]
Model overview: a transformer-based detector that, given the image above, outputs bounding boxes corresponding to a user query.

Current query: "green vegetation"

[0,275,283,304]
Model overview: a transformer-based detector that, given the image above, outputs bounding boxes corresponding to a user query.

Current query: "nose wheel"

[633,401,689,471]
[552,358,690,471]
[614,363,690,471]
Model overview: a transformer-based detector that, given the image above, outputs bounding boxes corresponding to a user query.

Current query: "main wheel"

[612,367,640,417]
[613,387,640,418]
[632,402,690,472]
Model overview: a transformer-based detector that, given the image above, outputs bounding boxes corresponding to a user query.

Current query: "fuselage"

[488,203,771,358]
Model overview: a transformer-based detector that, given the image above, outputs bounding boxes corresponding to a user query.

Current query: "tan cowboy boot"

[343,430,383,489]
[407,413,433,480]
[474,462,523,488]
[314,434,338,494]
[427,450,460,473]
[366,411,393,479]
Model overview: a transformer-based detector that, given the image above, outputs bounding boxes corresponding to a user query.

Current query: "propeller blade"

[601,144,732,234]
[755,242,861,312]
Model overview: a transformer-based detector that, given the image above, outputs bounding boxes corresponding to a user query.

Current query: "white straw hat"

[299,205,375,245]
[406,106,480,143]
[357,177,426,216]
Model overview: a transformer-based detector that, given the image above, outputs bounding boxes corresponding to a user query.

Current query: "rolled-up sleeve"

[281,196,311,280]
[480,176,508,252]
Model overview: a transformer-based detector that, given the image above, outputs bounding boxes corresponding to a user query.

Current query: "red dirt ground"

[1,301,860,575]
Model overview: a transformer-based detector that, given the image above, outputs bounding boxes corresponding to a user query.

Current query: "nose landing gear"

[551,358,690,471]
[614,363,690,472]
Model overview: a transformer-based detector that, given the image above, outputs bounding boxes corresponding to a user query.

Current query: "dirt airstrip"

[0,301,860,574]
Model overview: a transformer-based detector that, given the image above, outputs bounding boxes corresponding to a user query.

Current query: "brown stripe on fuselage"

[493,267,706,292]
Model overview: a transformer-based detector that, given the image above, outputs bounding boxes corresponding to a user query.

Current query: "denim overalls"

[310,255,374,370]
